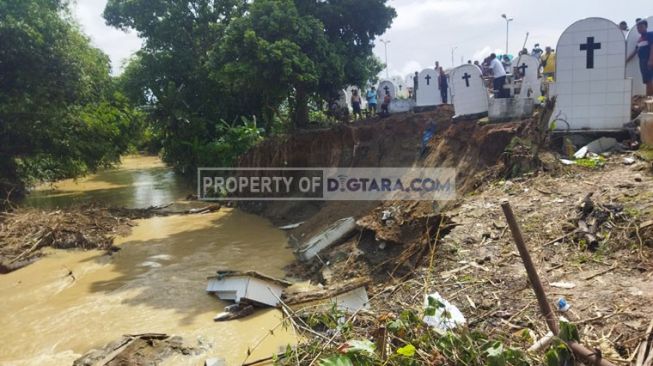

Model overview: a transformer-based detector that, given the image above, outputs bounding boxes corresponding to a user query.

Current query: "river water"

[0,156,296,365]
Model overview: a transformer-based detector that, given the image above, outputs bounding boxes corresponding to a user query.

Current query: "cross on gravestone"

[517,63,528,76]
[384,85,390,93]
[503,82,518,97]
[461,73,471,87]
[425,74,432,86]
[579,37,601,69]
[398,85,403,91]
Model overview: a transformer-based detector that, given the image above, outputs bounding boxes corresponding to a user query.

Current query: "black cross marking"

[517,63,528,75]
[462,73,471,87]
[579,37,601,69]
[383,85,390,93]
[398,85,403,91]
[425,74,432,86]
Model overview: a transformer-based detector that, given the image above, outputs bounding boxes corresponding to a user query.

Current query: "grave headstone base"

[489,98,535,122]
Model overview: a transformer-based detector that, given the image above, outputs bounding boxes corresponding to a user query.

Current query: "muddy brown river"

[0,157,296,365]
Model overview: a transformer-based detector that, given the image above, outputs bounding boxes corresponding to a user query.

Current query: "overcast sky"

[74,0,648,76]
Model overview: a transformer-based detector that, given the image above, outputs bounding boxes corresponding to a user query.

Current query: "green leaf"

[344,339,376,356]
[486,342,506,366]
[318,355,354,366]
[559,321,580,342]
[397,344,417,357]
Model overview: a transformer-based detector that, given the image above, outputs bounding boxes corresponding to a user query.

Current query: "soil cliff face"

[238,107,527,227]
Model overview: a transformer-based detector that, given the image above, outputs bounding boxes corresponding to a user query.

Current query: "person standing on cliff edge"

[627,18,653,97]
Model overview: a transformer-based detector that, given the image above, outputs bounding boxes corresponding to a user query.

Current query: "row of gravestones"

[377,16,651,131]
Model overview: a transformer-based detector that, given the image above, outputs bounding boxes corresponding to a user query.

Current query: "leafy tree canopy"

[0,0,144,202]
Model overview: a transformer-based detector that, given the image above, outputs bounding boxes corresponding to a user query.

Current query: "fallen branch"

[583,265,617,281]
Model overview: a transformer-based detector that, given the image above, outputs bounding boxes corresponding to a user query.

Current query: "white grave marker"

[551,18,631,131]
[511,54,542,99]
[416,69,442,107]
[626,16,653,97]
[346,85,367,110]
[336,89,350,110]
[377,80,397,110]
[391,76,409,98]
[450,64,489,116]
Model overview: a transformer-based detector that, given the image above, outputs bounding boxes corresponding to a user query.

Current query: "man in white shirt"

[489,53,508,98]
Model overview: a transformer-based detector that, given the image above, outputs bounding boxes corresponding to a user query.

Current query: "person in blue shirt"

[366,87,377,116]
[627,19,653,96]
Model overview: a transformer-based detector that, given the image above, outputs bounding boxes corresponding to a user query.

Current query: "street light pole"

[380,39,391,79]
[451,46,458,67]
[501,14,514,56]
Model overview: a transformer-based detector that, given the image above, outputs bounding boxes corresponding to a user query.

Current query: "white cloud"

[73,0,141,74]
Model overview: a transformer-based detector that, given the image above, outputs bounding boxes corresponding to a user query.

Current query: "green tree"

[0,0,143,202]
[105,0,394,174]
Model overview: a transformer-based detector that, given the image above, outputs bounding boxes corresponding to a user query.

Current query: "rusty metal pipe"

[501,201,559,334]
[501,201,616,366]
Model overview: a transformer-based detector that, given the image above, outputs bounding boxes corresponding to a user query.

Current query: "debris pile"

[0,206,131,273]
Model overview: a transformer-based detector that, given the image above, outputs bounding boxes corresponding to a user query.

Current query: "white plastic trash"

[423,292,466,332]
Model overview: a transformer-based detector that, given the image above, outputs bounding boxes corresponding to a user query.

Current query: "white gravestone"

[391,76,409,98]
[336,89,349,110]
[346,85,367,110]
[377,80,397,111]
[551,18,631,131]
[416,69,442,107]
[511,54,542,99]
[450,64,489,116]
[626,16,653,97]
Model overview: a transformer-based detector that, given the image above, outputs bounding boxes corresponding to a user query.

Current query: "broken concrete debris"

[296,217,356,261]
[283,279,370,314]
[206,269,370,322]
[206,270,292,307]
[213,304,254,322]
[574,137,618,159]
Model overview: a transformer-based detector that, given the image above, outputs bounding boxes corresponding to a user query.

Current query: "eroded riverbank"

[0,157,297,365]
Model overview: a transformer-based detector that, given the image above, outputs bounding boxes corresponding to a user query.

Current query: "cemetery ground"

[245,106,653,365]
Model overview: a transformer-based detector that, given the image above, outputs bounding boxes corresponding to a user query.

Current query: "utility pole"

[501,14,514,56]
[451,46,458,68]
[380,39,391,79]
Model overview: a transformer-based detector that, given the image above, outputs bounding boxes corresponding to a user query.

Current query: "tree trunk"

[293,85,309,129]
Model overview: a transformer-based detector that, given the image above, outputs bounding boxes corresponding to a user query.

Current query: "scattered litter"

[573,137,618,159]
[381,210,393,221]
[423,292,466,332]
[206,270,292,307]
[560,159,575,165]
[573,147,589,159]
[550,281,576,289]
[528,331,554,353]
[296,217,356,261]
[556,297,571,312]
[623,157,637,165]
[279,222,304,230]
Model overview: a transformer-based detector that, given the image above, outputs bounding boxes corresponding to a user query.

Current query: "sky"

[74,0,648,76]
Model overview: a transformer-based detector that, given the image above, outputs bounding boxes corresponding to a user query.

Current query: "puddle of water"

[2,156,298,365]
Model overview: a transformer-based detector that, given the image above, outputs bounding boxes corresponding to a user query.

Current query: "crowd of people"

[343,17,653,119]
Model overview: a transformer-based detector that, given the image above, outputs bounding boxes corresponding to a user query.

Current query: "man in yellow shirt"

[541,46,556,80]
